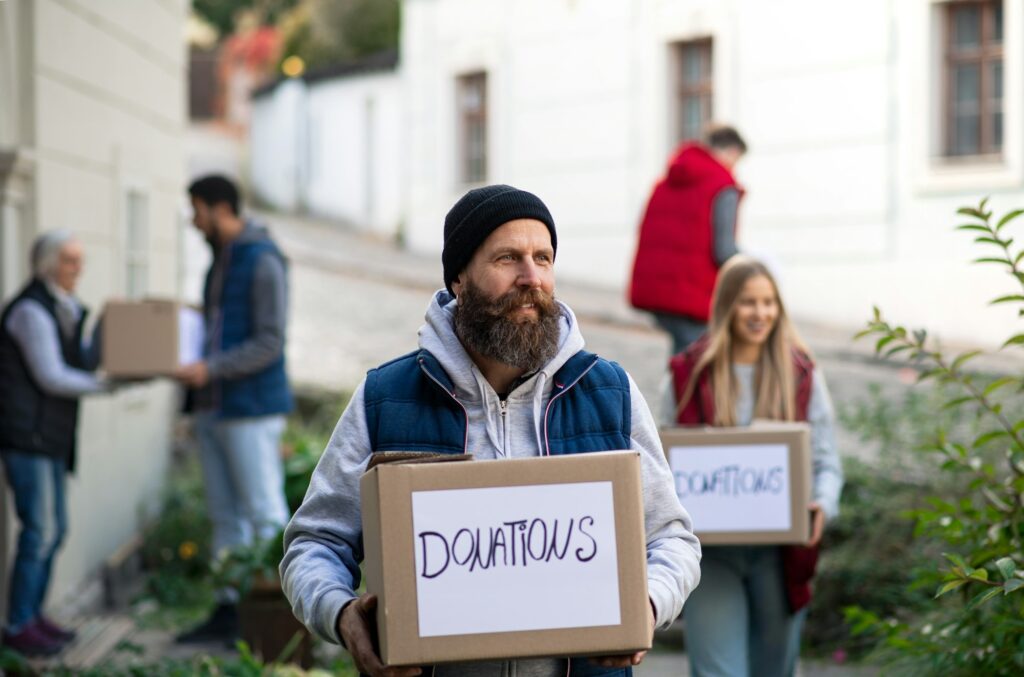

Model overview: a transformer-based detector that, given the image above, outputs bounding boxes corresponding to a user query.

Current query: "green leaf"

[918,368,946,383]
[957,224,992,233]
[1005,579,1024,594]
[1003,334,1024,348]
[885,344,913,357]
[968,568,990,582]
[996,557,1016,580]
[990,295,1024,305]
[853,328,875,340]
[875,336,895,353]
[952,350,982,372]
[985,376,1019,395]
[936,578,969,597]
[975,236,1005,246]
[943,396,975,410]
[944,552,969,570]
[996,208,1024,231]
[958,206,986,219]
[967,586,1004,610]
[974,257,1014,266]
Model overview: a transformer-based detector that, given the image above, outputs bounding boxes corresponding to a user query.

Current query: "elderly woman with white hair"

[0,230,108,657]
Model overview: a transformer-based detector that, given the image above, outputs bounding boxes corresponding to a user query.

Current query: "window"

[457,72,487,184]
[125,190,148,299]
[944,1,1003,157]
[673,39,713,144]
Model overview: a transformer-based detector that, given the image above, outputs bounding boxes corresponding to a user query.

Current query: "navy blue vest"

[363,348,634,675]
[364,349,631,455]
[204,238,293,418]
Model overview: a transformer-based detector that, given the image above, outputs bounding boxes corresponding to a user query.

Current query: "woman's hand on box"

[338,593,422,677]
[808,502,825,547]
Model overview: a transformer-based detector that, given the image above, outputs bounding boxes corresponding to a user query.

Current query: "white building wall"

[250,79,306,212]
[402,0,1024,348]
[1,0,187,614]
[306,73,404,237]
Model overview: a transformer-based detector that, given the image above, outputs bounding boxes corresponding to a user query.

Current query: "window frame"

[456,71,488,185]
[943,0,1004,159]
[124,188,149,299]
[673,38,714,146]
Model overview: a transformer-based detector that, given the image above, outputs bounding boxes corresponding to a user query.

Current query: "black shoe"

[175,603,238,644]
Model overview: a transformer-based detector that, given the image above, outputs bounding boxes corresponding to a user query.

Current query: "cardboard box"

[102,299,204,377]
[660,423,812,545]
[360,451,650,666]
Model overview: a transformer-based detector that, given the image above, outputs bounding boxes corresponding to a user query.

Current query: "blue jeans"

[2,451,67,632]
[194,413,289,564]
[683,546,806,677]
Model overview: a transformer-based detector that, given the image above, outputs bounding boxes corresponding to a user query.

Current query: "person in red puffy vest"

[664,256,843,677]
[629,126,747,354]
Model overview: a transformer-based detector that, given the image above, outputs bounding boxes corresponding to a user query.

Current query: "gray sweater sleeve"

[711,187,740,266]
[206,252,287,380]
[4,300,106,397]
[808,368,844,521]
[280,380,371,644]
[628,374,703,629]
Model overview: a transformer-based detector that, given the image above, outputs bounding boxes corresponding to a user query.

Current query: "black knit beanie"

[442,184,557,294]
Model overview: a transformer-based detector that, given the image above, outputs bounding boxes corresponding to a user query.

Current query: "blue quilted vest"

[364,348,634,675]
[205,238,293,418]
[364,349,631,455]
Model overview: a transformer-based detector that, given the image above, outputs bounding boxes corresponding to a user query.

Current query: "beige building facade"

[0,0,187,618]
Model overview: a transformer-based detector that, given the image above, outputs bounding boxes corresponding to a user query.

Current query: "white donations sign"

[410,481,620,638]
[668,443,791,532]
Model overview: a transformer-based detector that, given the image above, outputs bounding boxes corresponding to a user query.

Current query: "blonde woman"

[664,256,843,677]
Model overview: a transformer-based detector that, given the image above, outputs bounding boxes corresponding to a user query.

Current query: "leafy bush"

[845,199,1024,675]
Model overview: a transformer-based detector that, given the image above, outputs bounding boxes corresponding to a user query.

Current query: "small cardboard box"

[360,451,651,667]
[102,299,204,377]
[660,423,812,545]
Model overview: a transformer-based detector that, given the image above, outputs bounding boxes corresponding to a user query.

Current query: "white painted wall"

[306,73,404,237]
[249,69,404,239]
[250,79,307,212]
[402,0,1024,348]
[0,0,187,615]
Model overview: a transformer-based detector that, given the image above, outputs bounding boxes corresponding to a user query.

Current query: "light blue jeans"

[683,545,806,677]
[194,413,290,568]
[2,451,67,632]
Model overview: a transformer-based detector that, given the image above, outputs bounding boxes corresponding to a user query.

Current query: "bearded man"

[280,185,702,677]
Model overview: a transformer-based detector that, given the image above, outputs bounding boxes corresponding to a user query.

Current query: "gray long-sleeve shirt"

[3,298,105,397]
[711,187,740,266]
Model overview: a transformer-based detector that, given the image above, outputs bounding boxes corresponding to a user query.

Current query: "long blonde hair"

[678,256,809,426]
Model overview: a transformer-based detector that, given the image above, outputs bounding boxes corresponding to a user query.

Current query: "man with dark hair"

[280,184,701,677]
[176,174,293,643]
[629,124,747,354]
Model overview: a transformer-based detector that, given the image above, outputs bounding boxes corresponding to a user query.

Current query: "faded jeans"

[193,413,290,595]
[683,545,806,677]
[2,451,67,632]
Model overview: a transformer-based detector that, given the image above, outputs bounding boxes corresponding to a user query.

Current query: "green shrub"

[845,199,1024,675]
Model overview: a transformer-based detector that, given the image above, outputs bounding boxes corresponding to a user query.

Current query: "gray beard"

[453,283,561,372]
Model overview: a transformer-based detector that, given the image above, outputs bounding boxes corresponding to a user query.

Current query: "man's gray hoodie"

[280,290,701,675]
